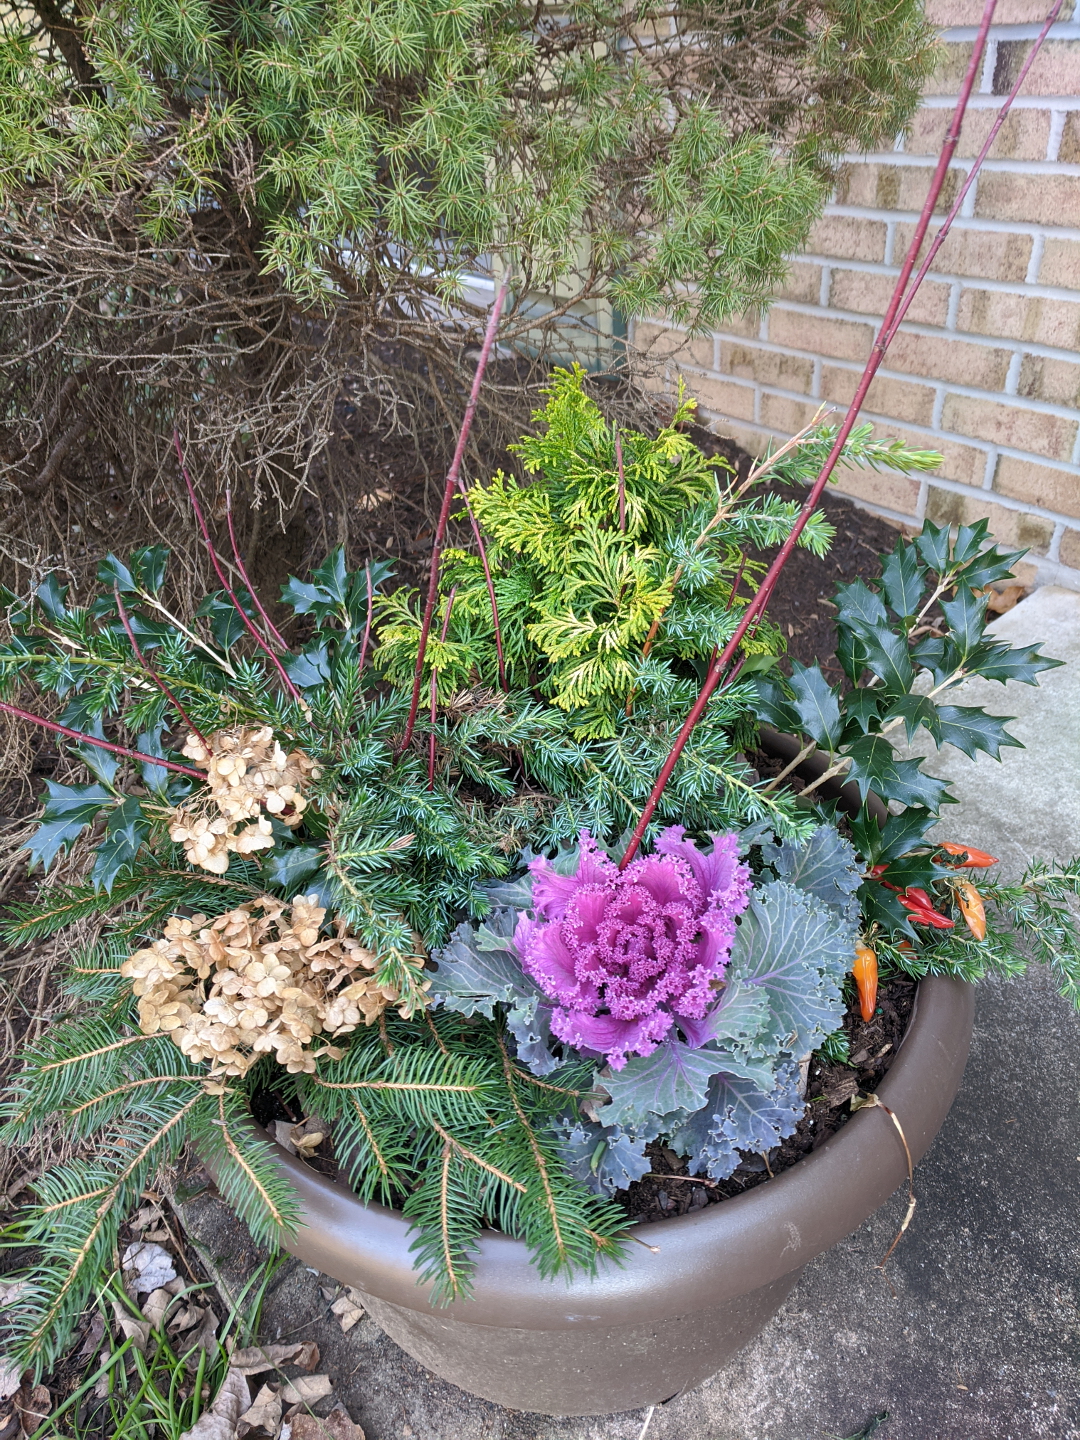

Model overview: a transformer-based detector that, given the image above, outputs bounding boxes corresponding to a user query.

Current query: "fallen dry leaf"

[168,1301,205,1334]
[111,1300,152,1352]
[0,1366,19,1404]
[143,1287,175,1331]
[178,1368,251,1440]
[122,1241,177,1297]
[0,1283,26,1310]
[76,1315,106,1362]
[230,1341,319,1376]
[278,1375,333,1405]
[288,1404,365,1440]
[329,1289,364,1334]
[13,1382,50,1433]
[237,1382,282,1438]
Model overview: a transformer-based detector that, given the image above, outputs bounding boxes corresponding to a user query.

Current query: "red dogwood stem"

[400,270,512,752]
[428,586,457,790]
[113,585,209,750]
[0,700,206,779]
[618,0,1007,869]
[173,433,304,705]
[456,481,507,690]
[225,489,289,651]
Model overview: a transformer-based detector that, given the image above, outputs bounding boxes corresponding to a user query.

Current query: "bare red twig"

[399,271,512,752]
[225,489,289,651]
[0,700,206,779]
[618,0,1010,869]
[456,481,507,690]
[113,584,209,750]
[428,586,457,790]
[172,432,303,705]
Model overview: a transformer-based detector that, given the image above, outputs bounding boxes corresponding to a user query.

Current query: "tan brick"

[806,215,888,263]
[994,40,1080,98]
[633,322,714,370]
[820,366,938,426]
[827,267,950,326]
[925,489,1055,554]
[1018,354,1080,407]
[718,310,764,340]
[775,262,821,305]
[893,222,1031,283]
[1057,112,1080,164]
[1038,238,1080,290]
[1060,527,1080,569]
[884,330,1012,392]
[974,172,1080,229]
[766,308,875,362]
[924,42,976,98]
[941,393,1079,461]
[718,342,814,393]
[831,469,923,517]
[834,162,961,216]
[956,288,1080,350]
[689,374,757,422]
[905,106,1052,162]
[758,393,821,434]
[994,455,1080,518]
[925,0,1074,20]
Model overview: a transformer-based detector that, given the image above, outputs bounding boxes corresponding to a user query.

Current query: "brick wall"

[633,1,1080,588]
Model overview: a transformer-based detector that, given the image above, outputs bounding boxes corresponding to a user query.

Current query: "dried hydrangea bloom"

[171,724,318,873]
[121,897,426,1078]
[516,827,751,1069]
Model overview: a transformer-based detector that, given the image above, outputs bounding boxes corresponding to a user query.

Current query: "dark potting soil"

[615,975,917,1226]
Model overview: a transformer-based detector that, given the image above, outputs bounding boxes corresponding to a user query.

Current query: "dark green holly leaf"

[283,643,332,690]
[940,586,988,660]
[136,726,170,793]
[843,735,953,811]
[131,546,169,594]
[836,627,868,685]
[878,850,947,892]
[35,574,69,620]
[97,554,135,592]
[956,545,1023,590]
[877,807,938,863]
[788,662,843,749]
[748,676,798,733]
[914,519,952,574]
[833,579,887,630]
[848,805,885,863]
[344,559,396,627]
[842,688,882,736]
[264,845,326,895]
[910,633,947,679]
[195,589,257,650]
[880,540,925,620]
[851,623,914,696]
[950,519,991,568]
[858,878,916,937]
[966,639,1062,685]
[92,796,150,893]
[310,547,349,603]
[935,705,1022,761]
[883,694,942,743]
[26,781,112,871]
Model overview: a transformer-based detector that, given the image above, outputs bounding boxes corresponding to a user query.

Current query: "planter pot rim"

[257,973,973,1331]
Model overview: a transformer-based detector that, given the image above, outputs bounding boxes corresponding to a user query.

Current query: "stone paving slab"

[178,586,1080,1440]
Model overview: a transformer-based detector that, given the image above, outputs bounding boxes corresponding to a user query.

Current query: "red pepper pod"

[939,841,999,868]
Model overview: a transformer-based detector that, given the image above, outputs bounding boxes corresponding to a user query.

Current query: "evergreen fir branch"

[188,1090,302,1247]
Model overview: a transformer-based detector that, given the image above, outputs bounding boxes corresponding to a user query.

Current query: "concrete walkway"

[180,587,1080,1440]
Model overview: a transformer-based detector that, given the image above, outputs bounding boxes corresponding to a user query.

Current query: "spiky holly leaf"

[940,587,989,660]
[935,705,1022,761]
[26,781,112,872]
[842,689,882,736]
[967,640,1061,686]
[848,622,914,697]
[669,1063,805,1181]
[843,735,952,811]
[880,540,925,620]
[91,796,150,893]
[787,662,843,750]
[833,579,887,630]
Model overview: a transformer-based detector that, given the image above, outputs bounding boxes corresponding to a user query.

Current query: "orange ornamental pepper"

[939,841,999,868]
[957,881,987,941]
[853,944,878,1023]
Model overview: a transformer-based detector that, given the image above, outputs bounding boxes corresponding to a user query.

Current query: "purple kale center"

[515,827,751,1069]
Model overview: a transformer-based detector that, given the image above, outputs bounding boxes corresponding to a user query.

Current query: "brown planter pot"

[247,735,976,1415]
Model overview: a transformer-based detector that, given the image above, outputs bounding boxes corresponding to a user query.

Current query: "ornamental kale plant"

[2,374,1080,1379]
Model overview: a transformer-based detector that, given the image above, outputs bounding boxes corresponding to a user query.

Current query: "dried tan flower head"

[171,726,320,873]
[121,897,427,1078]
